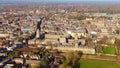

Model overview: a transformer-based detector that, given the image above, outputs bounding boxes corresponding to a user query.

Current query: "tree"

[65,51,72,65]
[95,44,103,54]
[115,29,120,34]
[65,51,80,68]
[35,61,48,68]
[18,37,24,42]
[85,37,94,46]
[8,51,15,59]
[72,51,79,68]
[115,38,120,61]
[59,64,66,68]
[77,15,86,20]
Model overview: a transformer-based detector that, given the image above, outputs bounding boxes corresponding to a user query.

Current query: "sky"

[0,0,120,3]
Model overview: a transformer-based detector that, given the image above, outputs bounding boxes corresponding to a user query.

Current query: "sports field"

[78,59,120,68]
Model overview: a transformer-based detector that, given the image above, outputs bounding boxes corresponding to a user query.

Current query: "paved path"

[81,55,117,62]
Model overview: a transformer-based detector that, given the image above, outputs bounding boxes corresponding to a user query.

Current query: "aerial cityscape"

[0,0,120,68]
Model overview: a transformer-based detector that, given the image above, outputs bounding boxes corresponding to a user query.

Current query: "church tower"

[36,29,40,38]
[36,17,44,39]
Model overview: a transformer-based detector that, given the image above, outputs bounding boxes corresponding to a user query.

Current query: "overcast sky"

[0,0,120,3]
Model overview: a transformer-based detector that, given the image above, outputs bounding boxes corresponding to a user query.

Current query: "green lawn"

[102,46,116,55]
[78,59,120,68]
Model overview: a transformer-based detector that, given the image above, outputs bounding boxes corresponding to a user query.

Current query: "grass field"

[102,46,116,55]
[78,59,120,68]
